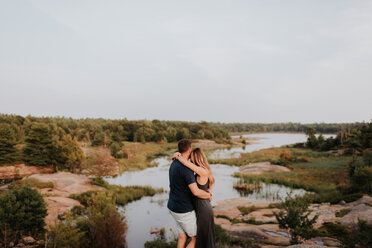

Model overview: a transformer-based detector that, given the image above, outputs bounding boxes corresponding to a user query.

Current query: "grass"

[335,208,351,218]
[238,206,260,215]
[8,178,54,189]
[209,147,326,166]
[238,204,282,217]
[71,177,163,206]
[209,147,336,166]
[209,147,290,166]
[230,147,367,203]
[118,142,176,172]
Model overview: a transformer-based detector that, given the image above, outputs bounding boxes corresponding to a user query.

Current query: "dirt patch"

[239,162,291,175]
[27,172,105,225]
[0,163,53,179]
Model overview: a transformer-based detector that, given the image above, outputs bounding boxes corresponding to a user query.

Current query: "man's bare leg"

[177,233,187,248]
[186,236,196,248]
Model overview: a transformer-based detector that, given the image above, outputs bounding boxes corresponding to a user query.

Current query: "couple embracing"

[167,139,215,248]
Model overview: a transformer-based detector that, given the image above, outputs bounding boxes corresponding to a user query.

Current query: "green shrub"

[92,177,109,188]
[335,208,351,218]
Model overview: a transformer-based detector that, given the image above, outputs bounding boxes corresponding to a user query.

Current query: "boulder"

[287,245,334,248]
[239,162,290,175]
[214,198,274,219]
[150,229,160,234]
[340,203,372,227]
[22,236,35,244]
[345,195,372,207]
[224,223,269,242]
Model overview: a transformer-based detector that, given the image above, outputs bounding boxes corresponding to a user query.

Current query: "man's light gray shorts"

[169,209,197,237]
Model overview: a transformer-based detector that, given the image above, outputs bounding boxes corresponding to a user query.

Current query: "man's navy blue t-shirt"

[167,159,196,213]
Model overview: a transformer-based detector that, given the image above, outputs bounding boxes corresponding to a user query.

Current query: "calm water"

[209,133,335,159]
[106,133,325,248]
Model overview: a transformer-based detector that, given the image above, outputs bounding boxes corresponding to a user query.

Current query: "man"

[167,139,212,248]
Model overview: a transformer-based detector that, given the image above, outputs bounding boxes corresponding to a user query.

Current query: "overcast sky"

[0,0,371,123]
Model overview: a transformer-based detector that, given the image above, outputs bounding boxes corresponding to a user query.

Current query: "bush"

[47,213,86,248]
[350,167,372,194]
[87,191,127,248]
[0,185,47,244]
[274,194,318,244]
[92,177,109,188]
[316,222,350,238]
[363,149,372,166]
[318,220,372,248]
[109,142,124,158]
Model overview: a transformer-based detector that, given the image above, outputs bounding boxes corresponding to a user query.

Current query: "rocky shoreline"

[0,163,54,180]
[213,196,372,247]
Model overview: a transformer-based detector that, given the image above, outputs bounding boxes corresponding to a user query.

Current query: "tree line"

[0,114,230,145]
[211,122,366,134]
[0,113,369,168]
[304,122,372,152]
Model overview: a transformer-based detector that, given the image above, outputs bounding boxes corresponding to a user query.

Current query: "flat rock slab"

[214,198,274,219]
[44,197,81,225]
[28,172,104,197]
[27,172,105,225]
[239,162,291,175]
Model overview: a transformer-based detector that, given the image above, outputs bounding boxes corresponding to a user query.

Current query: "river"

[106,133,334,248]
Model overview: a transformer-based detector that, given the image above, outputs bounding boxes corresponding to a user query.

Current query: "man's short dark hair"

[178,139,192,153]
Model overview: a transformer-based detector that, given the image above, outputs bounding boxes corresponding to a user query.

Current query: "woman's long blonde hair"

[190,148,215,189]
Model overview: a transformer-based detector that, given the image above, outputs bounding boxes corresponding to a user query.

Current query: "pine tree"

[0,123,18,164]
[22,123,54,166]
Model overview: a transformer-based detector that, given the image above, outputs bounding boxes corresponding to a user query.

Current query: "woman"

[172,148,216,248]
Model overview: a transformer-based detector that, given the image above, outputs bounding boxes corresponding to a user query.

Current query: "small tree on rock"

[274,194,318,244]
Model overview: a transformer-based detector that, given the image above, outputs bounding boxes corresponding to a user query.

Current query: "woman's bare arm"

[172,152,209,177]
